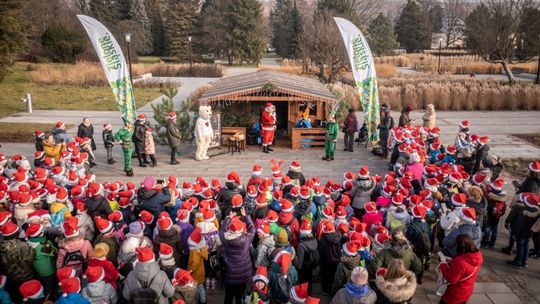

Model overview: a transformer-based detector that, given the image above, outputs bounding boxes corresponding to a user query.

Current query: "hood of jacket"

[523,205,540,218]
[157,227,179,240]
[375,271,417,302]
[138,188,158,200]
[460,251,483,268]
[85,281,106,297]
[59,237,86,252]
[260,235,276,248]
[300,236,317,251]
[225,181,239,189]
[390,209,409,222]
[385,241,412,259]
[134,260,160,282]
[353,178,375,192]
[197,221,217,233]
[340,255,361,269]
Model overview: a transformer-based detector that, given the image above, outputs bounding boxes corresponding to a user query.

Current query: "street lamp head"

[188,36,192,42]
[124,32,132,43]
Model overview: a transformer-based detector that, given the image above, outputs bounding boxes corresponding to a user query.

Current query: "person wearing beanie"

[373,259,417,304]
[171,268,199,304]
[330,241,362,296]
[154,215,182,266]
[317,220,341,296]
[405,205,432,271]
[56,277,90,304]
[81,266,118,304]
[219,208,255,304]
[443,207,482,257]
[56,218,93,277]
[505,193,540,268]
[330,266,376,304]
[87,243,119,289]
[187,227,208,304]
[293,218,319,294]
[123,247,175,304]
[26,223,58,300]
[117,221,154,276]
[244,266,270,304]
[19,279,45,304]
[0,222,35,302]
[93,217,119,266]
[85,182,113,218]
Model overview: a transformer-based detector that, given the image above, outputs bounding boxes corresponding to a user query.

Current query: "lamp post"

[124,32,134,88]
[437,38,443,75]
[188,36,193,77]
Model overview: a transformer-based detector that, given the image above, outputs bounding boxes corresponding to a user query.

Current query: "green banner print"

[357,77,380,143]
[110,77,136,124]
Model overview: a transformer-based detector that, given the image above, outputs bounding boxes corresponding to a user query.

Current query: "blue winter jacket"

[443,223,482,257]
[55,293,91,304]
[0,288,12,304]
[137,187,171,219]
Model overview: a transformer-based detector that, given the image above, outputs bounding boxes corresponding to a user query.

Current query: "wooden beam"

[223,96,316,102]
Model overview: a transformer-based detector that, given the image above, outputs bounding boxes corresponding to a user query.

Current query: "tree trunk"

[501,60,516,85]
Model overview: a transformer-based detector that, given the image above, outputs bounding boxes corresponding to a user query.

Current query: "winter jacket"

[219,215,255,284]
[216,182,246,215]
[516,175,540,194]
[56,237,93,269]
[122,261,175,304]
[87,258,119,289]
[197,221,221,252]
[77,213,95,241]
[166,120,182,148]
[287,170,306,187]
[385,209,410,232]
[52,128,69,144]
[93,233,119,266]
[405,162,424,184]
[102,129,114,148]
[85,196,113,218]
[331,282,377,304]
[344,112,359,133]
[27,237,57,277]
[81,281,118,304]
[176,221,194,257]
[55,293,91,304]
[373,271,417,304]
[35,137,44,152]
[369,242,422,277]
[362,212,383,236]
[439,251,483,304]
[0,237,35,283]
[188,247,208,284]
[255,236,275,268]
[137,187,171,220]
[132,121,147,152]
[473,144,489,173]
[294,235,318,271]
[318,232,342,267]
[43,142,64,163]
[443,222,482,257]
[378,115,394,142]
[154,228,183,264]
[172,284,198,304]
[350,179,376,210]
[331,255,361,295]
[77,123,96,150]
[506,203,540,239]
[144,131,155,155]
[405,219,431,257]
[466,198,487,228]
[398,112,411,128]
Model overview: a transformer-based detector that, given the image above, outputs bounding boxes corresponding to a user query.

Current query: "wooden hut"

[199,70,337,149]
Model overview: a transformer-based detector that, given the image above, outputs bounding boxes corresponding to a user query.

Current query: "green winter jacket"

[29,237,57,277]
[114,127,133,149]
[325,122,339,141]
[331,255,361,296]
[369,241,423,277]
[0,238,35,282]
[94,234,119,266]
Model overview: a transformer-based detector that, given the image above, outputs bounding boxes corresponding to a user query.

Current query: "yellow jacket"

[43,142,65,163]
[50,202,71,218]
[188,247,208,284]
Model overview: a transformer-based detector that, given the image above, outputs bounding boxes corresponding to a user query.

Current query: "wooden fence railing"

[291,128,326,149]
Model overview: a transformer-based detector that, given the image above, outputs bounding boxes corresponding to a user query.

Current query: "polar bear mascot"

[195,105,214,161]
[422,103,437,129]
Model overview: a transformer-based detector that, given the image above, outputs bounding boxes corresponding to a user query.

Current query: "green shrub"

[41,24,85,63]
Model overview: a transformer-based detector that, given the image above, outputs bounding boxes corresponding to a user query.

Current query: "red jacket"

[261,111,276,131]
[439,251,483,304]
[88,257,119,289]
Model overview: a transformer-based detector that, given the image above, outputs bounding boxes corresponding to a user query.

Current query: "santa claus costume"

[261,103,277,153]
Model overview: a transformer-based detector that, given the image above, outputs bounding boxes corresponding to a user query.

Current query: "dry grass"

[189,84,213,104]
[513,133,540,148]
[375,64,398,77]
[139,63,224,78]
[374,56,411,67]
[502,158,536,177]
[259,61,303,75]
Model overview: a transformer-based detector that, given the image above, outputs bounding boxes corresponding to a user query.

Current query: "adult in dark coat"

[514,161,540,194]
[219,210,255,304]
[216,178,246,216]
[166,113,181,165]
[377,104,394,158]
[86,182,113,218]
[472,137,490,174]
[132,115,148,167]
[77,118,97,150]
[398,106,412,127]
[137,177,172,221]
[343,109,359,152]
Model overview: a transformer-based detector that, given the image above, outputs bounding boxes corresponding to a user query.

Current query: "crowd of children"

[0,116,538,304]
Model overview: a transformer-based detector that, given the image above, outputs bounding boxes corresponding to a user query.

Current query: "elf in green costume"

[114,122,134,176]
[323,113,338,161]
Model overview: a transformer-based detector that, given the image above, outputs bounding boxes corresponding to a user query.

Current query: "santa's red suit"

[261,103,276,147]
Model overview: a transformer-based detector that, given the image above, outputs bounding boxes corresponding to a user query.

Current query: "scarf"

[345,282,370,297]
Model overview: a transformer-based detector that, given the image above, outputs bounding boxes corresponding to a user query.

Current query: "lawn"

[513,133,540,148]
[0,122,74,142]
[0,63,162,118]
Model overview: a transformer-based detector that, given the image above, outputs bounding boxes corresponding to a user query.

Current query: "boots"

[143,153,151,164]
[267,145,274,151]
[263,146,269,153]
[125,169,134,176]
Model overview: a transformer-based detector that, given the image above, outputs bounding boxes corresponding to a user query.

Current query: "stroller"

[355,122,368,143]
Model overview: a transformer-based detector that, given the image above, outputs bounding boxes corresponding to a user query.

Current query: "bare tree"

[444,0,465,47]
[464,0,540,84]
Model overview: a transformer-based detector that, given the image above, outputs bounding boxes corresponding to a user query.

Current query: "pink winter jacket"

[56,237,93,269]
[406,162,424,184]
[362,211,383,236]
[376,197,392,208]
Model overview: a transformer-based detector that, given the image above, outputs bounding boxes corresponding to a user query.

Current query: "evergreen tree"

[396,0,432,52]
[429,4,444,32]
[271,0,292,57]
[165,0,199,60]
[288,0,303,59]
[226,0,265,65]
[367,13,399,56]
[42,23,85,63]
[147,0,166,56]
[90,0,119,26]
[316,0,351,15]
[195,0,229,59]
[0,0,28,81]
[129,0,153,55]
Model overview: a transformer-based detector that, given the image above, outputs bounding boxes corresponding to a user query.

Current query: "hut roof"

[199,70,337,104]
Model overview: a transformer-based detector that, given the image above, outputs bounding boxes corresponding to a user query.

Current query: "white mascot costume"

[195,105,214,161]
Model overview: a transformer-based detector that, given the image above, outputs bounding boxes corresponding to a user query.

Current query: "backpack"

[492,200,507,219]
[280,217,295,244]
[63,250,86,277]
[271,273,294,303]
[132,276,158,304]
[326,239,341,264]
[408,223,431,256]
[300,242,319,269]
[50,206,67,227]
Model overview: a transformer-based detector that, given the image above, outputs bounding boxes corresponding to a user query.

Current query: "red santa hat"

[448,172,462,184]
[266,210,278,223]
[290,282,309,303]
[18,193,32,206]
[300,186,310,200]
[451,193,467,207]
[520,192,539,208]
[490,178,505,191]
[257,222,271,237]
[0,222,18,237]
[177,209,190,223]
[247,185,258,198]
[255,193,268,208]
[136,247,155,263]
[364,201,376,213]
[421,199,433,210]
[158,215,173,231]
[159,243,174,260]
[60,277,81,296]
[94,216,113,234]
[374,233,391,248]
[84,266,105,283]
[226,171,241,184]
[108,211,123,223]
[343,241,360,256]
[56,121,65,129]
[169,112,177,120]
[228,218,246,234]
[460,207,476,224]
[412,205,427,220]
[321,206,334,219]
[337,222,349,235]
[460,120,470,128]
[273,250,292,275]
[89,182,104,197]
[289,186,299,197]
[252,165,262,176]
[139,210,155,224]
[19,279,43,301]
[529,161,540,173]
[253,266,269,284]
[336,206,346,219]
[13,171,28,184]
[358,166,370,179]
[280,199,294,213]
[188,227,203,247]
[290,161,301,171]
[173,268,193,286]
[202,209,215,222]
[344,171,355,181]
[25,223,44,239]
[300,218,312,235]
[231,194,243,208]
[306,297,320,304]
[477,136,489,145]
[392,193,404,205]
